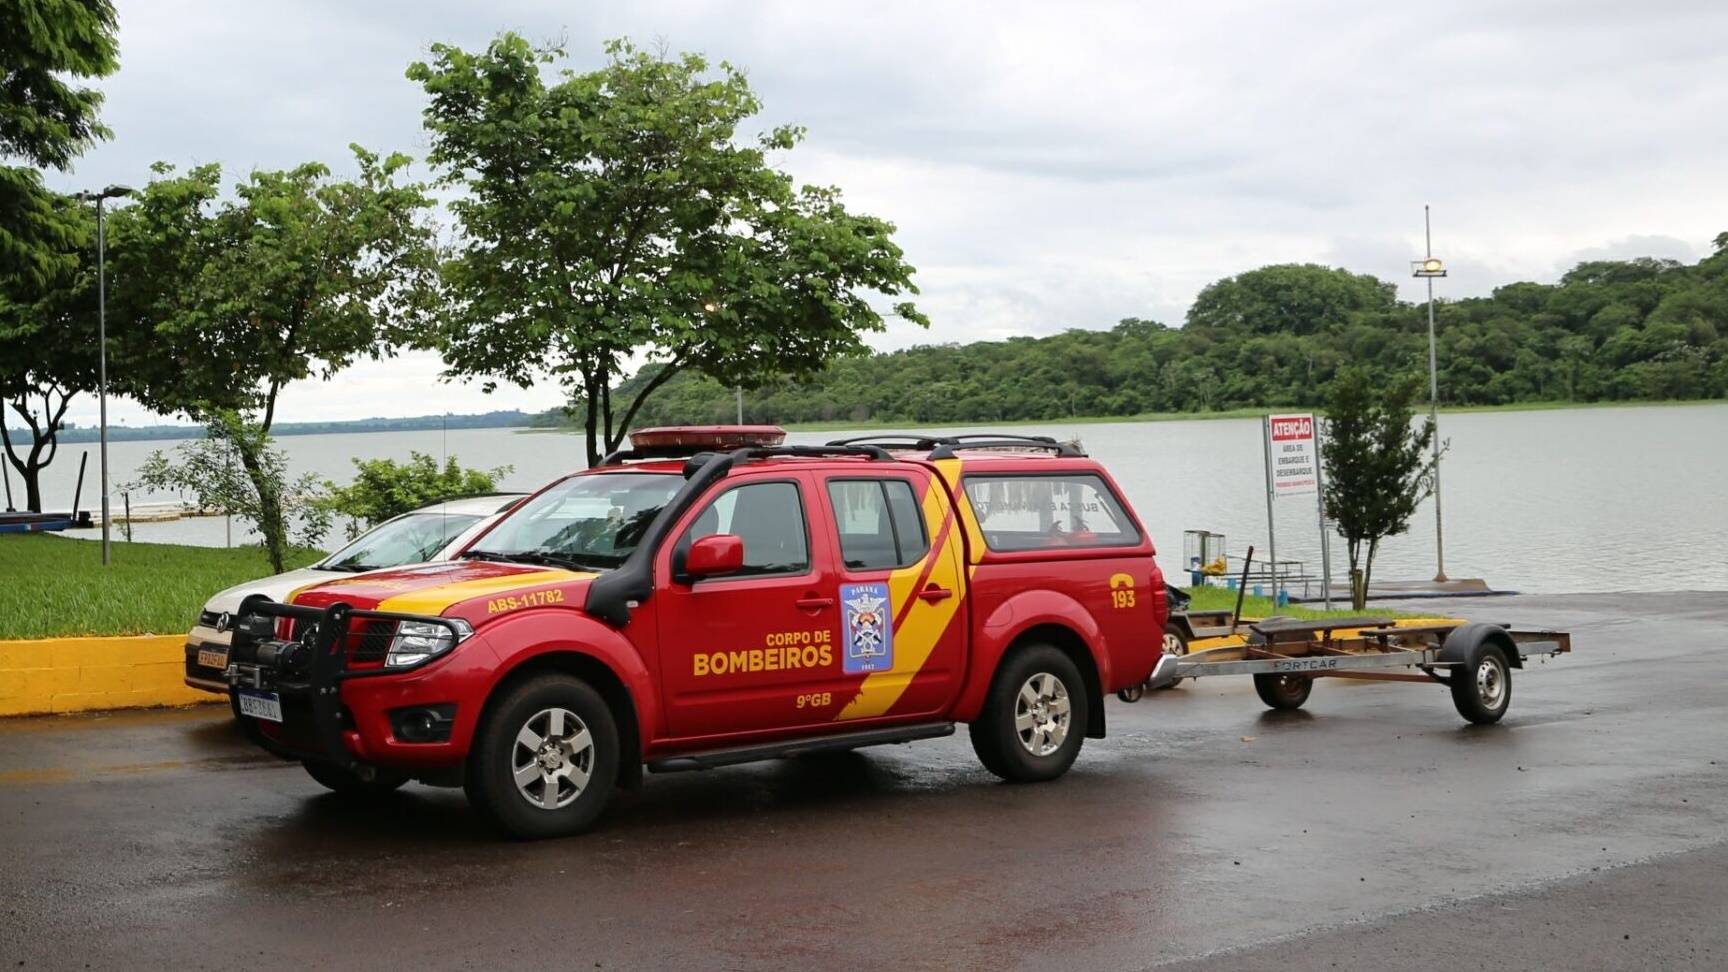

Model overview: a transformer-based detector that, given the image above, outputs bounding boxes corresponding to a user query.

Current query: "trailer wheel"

[1253,673,1312,711]
[1158,623,1189,689]
[1450,643,1512,724]
[970,643,1089,783]
[302,760,409,797]
[466,673,619,839]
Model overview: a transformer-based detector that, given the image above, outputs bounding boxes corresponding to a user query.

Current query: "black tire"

[1450,643,1512,725]
[969,643,1090,783]
[465,674,619,839]
[1158,622,1190,689]
[1253,673,1313,710]
[302,759,409,797]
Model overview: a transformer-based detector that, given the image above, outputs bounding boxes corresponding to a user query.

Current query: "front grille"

[268,615,399,668]
[198,609,221,627]
[349,619,398,665]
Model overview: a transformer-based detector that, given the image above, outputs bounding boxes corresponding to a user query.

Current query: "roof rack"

[825,434,951,450]
[739,444,892,461]
[825,432,1084,460]
[928,438,1085,460]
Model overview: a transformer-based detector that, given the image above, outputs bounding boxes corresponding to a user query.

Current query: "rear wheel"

[1450,644,1512,724]
[1158,622,1189,689]
[302,760,409,797]
[1253,673,1313,710]
[466,674,619,839]
[970,643,1089,782]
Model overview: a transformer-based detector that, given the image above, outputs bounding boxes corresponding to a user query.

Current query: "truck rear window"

[961,474,1140,551]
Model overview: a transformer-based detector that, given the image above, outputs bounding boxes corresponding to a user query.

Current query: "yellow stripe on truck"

[375,570,591,616]
[837,478,965,721]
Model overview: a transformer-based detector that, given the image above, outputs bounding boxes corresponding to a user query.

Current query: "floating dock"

[1288,577,1513,602]
[0,511,93,534]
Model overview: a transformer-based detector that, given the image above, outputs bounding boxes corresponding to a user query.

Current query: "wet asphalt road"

[2,592,1724,971]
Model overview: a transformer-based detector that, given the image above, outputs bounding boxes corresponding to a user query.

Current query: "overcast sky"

[42,0,1728,427]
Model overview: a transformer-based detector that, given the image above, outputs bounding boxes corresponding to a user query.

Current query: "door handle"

[917,585,953,603]
[795,596,834,611]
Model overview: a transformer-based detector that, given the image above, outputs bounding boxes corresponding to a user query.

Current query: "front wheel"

[969,643,1090,782]
[1253,673,1313,710]
[466,674,619,839]
[1451,644,1512,724]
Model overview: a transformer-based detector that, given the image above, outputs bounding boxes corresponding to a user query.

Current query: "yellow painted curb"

[0,634,219,717]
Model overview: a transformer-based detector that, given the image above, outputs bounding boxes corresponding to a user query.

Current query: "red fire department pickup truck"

[222,427,1179,837]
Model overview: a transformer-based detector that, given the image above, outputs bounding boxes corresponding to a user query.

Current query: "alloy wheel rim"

[1014,672,1071,757]
[511,707,594,810]
[1162,631,1185,656]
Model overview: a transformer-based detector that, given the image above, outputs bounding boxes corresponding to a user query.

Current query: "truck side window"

[828,479,929,571]
[684,481,810,577]
[961,473,1140,551]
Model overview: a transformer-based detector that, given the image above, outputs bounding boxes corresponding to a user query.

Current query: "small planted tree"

[127,413,332,555]
[320,452,511,538]
[1321,367,1438,609]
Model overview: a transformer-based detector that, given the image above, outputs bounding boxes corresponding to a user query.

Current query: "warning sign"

[1266,413,1318,496]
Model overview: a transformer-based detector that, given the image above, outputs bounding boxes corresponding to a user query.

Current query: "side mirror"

[685,534,745,580]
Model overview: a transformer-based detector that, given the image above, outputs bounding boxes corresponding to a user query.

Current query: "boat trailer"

[1124,613,1572,724]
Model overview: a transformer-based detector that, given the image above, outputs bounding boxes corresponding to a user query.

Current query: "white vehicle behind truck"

[183,494,524,692]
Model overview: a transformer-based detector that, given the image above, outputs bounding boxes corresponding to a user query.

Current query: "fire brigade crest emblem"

[840,582,894,674]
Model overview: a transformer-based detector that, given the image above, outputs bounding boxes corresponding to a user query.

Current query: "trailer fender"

[1439,622,1522,671]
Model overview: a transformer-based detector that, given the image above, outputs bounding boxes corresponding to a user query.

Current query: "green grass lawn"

[1182,584,1425,621]
[0,534,322,640]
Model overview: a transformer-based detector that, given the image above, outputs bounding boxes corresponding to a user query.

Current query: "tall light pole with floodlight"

[72,184,134,566]
[1411,204,1448,583]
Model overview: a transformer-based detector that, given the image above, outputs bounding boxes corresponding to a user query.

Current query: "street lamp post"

[1411,204,1448,583]
[73,184,134,566]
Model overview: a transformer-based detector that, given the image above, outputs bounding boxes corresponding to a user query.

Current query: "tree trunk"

[2,395,67,514]
[1361,537,1380,611]
[582,368,602,470]
[234,440,287,574]
[1344,537,1365,610]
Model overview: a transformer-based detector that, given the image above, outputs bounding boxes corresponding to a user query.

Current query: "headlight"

[385,618,474,668]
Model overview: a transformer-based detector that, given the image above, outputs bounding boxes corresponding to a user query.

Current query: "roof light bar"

[627,425,787,451]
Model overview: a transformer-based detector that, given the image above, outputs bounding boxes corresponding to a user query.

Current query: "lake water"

[24,403,1728,594]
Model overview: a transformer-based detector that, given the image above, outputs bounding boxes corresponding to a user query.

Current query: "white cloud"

[43,0,1728,425]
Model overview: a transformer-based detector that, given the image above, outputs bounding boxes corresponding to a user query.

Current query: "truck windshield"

[321,511,483,571]
[464,472,682,570]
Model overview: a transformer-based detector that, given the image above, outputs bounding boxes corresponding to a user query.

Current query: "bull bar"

[223,597,470,769]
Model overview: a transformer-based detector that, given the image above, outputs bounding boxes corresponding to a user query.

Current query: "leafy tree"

[1186,264,1397,337]
[1320,368,1437,610]
[0,192,98,510]
[127,413,332,555]
[1,0,119,283]
[319,451,511,538]
[408,35,927,466]
[112,150,438,571]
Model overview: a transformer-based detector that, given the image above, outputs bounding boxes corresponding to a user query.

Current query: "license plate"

[236,689,283,723]
[197,646,229,670]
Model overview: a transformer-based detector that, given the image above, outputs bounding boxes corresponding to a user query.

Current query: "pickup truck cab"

[223,427,1177,838]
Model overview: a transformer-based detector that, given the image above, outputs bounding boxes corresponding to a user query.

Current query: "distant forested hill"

[28,410,535,443]
[588,240,1728,427]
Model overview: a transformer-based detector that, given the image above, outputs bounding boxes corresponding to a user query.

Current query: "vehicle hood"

[287,559,597,619]
[203,566,346,615]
